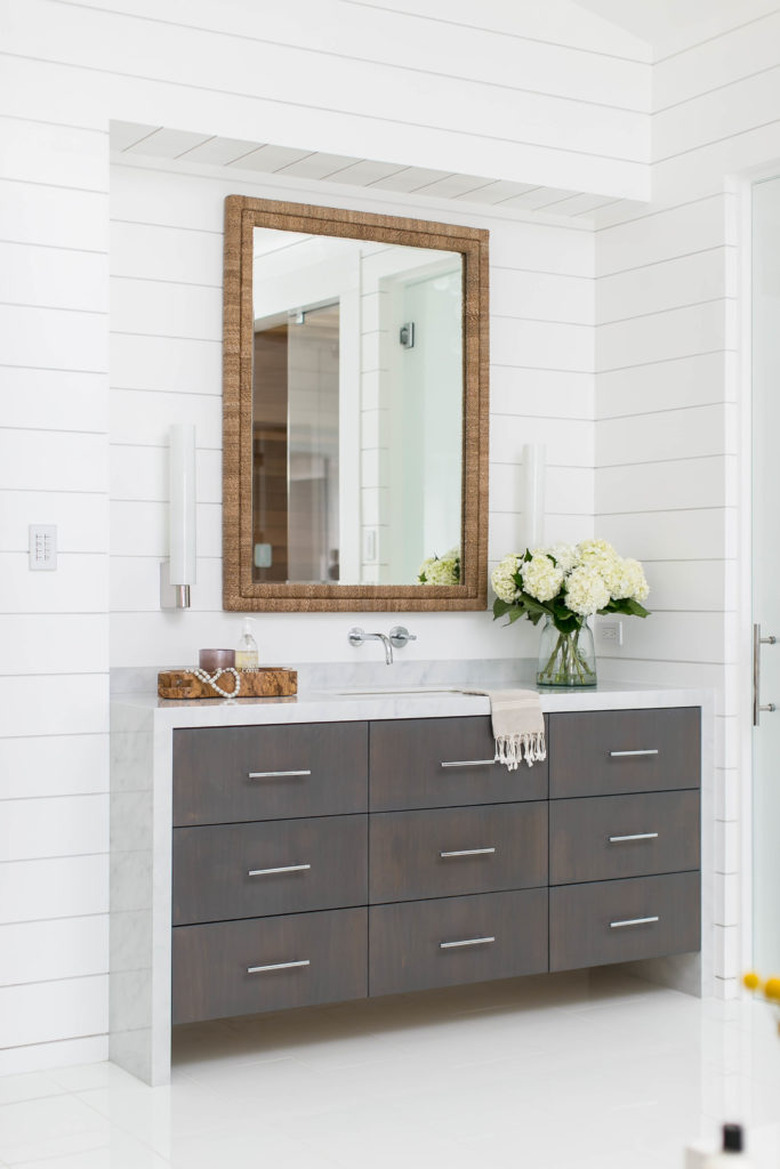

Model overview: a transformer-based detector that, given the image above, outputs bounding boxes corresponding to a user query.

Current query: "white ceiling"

[110,122,628,226]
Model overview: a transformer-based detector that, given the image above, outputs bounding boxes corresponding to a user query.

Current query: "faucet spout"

[347,627,394,665]
[375,633,393,666]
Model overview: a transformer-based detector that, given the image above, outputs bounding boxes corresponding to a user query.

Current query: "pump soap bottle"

[236,618,259,670]
[704,1124,753,1167]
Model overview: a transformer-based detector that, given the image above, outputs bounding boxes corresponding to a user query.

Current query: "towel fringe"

[494,731,547,772]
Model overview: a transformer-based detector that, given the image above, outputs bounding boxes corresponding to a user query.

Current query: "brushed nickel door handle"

[609,915,659,929]
[439,847,496,858]
[439,936,496,950]
[753,623,777,727]
[608,833,659,843]
[247,959,310,974]
[247,864,311,877]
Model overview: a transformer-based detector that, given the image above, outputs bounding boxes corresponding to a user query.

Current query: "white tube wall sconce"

[160,424,197,609]
[523,443,546,550]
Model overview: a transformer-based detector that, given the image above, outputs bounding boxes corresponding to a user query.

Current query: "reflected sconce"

[523,443,546,550]
[160,424,197,609]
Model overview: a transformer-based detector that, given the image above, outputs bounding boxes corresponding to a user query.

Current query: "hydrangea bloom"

[605,556,649,602]
[418,547,460,585]
[491,538,650,683]
[577,538,622,578]
[521,554,564,603]
[564,565,611,616]
[546,543,578,573]
[491,554,522,602]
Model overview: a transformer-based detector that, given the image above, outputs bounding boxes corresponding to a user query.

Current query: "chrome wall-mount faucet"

[348,626,417,665]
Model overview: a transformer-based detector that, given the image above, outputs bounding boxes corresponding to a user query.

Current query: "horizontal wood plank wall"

[653,9,780,204]
[1,0,615,1071]
[109,162,596,665]
[7,0,775,1069]
[594,191,739,995]
[0,107,111,1071]
[592,8,780,998]
[7,0,651,199]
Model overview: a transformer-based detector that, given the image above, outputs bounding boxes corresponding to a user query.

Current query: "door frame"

[736,161,780,977]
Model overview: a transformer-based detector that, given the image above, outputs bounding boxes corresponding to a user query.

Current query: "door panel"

[752,175,780,972]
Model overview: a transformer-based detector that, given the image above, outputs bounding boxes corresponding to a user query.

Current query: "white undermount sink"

[333,686,462,698]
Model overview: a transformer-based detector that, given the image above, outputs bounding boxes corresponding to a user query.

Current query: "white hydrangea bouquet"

[417,547,460,585]
[492,539,650,686]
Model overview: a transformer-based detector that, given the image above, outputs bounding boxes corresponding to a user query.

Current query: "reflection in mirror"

[251,230,463,586]
[253,301,341,584]
[223,197,489,612]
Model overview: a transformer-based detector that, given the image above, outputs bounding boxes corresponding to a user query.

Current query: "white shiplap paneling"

[108,160,595,667]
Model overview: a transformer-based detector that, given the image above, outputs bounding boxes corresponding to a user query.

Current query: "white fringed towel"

[462,689,546,771]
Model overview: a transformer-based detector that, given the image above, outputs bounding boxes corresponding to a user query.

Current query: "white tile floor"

[1,971,778,1169]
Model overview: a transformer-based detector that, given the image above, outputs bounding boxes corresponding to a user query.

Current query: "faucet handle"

[389,626,417,648]
[348,627,366,647]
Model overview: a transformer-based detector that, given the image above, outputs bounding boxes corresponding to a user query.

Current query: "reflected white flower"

[418,548,460,585]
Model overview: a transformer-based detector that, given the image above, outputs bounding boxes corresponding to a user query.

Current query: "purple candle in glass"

[198,648,235,672]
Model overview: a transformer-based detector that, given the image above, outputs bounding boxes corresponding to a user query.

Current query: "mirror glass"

[251,229,463,586]
[223,197,489,612]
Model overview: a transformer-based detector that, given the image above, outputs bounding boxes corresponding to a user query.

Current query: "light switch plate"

[29,524,57,571]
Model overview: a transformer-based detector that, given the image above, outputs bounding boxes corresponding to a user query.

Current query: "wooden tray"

[158,667,297,700]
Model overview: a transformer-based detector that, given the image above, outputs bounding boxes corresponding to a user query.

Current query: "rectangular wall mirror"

[222,196,489,612]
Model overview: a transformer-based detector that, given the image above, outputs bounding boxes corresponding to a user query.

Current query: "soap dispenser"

[235,618,259,669]
[704,1124,753,1167]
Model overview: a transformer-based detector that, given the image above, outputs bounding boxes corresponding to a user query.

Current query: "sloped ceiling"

[573,0,780,57]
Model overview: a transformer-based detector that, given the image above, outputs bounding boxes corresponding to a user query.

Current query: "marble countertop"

[112,678,708,730]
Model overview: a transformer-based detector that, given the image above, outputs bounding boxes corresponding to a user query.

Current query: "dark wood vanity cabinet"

[171,707,700,1027]
[548,706,701,971]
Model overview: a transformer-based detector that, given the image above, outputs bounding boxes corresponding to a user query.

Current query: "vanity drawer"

[548,707,700,799]
[369,716,548,812]
[173,814,368,925]
[549,871,700,972]
[369,802,547,904]
[369,889,548,997]
[172,722,368,826]
[550,790,700,885]
[172,907,367,1024]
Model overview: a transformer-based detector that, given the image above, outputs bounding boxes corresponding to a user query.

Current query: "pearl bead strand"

[191,666,242,699]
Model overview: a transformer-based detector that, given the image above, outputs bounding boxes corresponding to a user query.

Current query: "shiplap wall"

[594,191,739,994]
[591,7,780,995]
[3,0,779,1071]
[0,116,110,1072]
[0,0,612,1072]
[109,160,595,667]
[653,8,780,204]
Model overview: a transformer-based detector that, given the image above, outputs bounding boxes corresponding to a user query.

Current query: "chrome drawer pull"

[440,759,496,769]
[247,864,311,877]
[439,847,496,858]
[248,769,312,779]
[247,959,311,974]
[608,749,659,758]
[608,833,659,844]
[609,915,659,929]
[439,935,496,950]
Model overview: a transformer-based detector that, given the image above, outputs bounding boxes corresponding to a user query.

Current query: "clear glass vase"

[536,616,597,687]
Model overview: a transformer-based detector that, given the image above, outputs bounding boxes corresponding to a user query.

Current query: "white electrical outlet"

[29,524,58,571]
[599,619,623,646]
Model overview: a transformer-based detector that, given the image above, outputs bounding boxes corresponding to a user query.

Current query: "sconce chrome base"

[160,561,191,610]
